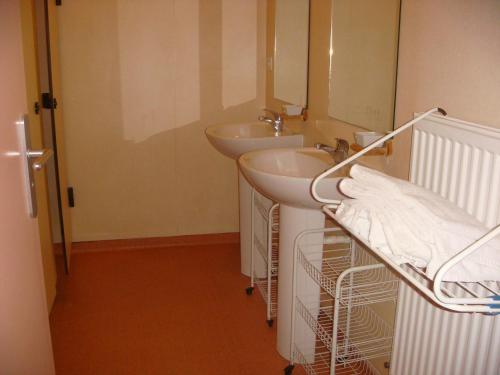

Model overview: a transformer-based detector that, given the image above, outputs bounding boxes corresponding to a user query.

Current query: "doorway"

[32,0,72,274]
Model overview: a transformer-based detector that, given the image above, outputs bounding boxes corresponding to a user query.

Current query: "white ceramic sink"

[238,147,347,209]
[205,121,304,278]
[205,122,303,160]
[239,147,348,358]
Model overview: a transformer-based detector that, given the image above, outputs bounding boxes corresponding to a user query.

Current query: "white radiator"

[391,115,500,375]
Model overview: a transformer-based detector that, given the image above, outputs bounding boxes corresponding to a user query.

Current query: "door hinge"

[56,0,62,6]
[34,101,40,114]
[41,92,58,110]
[68,187,75,207]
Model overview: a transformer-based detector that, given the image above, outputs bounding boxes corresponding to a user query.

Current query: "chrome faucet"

[258,108,284,134]
[315,138,350,164]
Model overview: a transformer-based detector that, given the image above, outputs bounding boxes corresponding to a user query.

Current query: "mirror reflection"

[329,0,401,132]
[274,0,310,107]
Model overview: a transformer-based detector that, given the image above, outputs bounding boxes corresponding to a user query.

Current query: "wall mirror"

[329,0,401,132]
[273,0,310,107]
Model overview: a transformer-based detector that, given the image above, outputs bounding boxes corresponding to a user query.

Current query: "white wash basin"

[238,147,347,209]
[205,122,304,160]
[204,121,303,278]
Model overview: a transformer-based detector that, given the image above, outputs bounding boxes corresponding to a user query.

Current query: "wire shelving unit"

[247,189,280,326]
[287,228,399,375]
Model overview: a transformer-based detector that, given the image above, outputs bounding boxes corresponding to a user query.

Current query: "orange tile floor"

[50,243,307,374]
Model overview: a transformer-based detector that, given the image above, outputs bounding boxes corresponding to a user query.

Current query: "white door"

[0,1,56,374]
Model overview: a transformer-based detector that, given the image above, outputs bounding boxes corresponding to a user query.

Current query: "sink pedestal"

[238,170,267,278]
[277,205,325,360]
[237,147,344,360]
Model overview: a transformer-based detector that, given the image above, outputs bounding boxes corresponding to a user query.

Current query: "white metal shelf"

[254,195,271,222]
[254,235,269,266]
[296,296,393,364]
[254,234,279,276]
[293,341,382,375]
[297,244,399,306]
[405,262,500,301]
[255,276,278,317]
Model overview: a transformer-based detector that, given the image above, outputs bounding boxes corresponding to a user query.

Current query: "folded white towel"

[335,164,500,282]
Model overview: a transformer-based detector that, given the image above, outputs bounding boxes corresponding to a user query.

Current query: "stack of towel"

[335,164,500,282]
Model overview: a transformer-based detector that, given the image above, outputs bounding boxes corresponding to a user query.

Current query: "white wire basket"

[248,190,279,325]
[255,276,278,316]
[288,228,398,375]
[296,236,399,307]
[296,295,394,363]
[293,340,383,375]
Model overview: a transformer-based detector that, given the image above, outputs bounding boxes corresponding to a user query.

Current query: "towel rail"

[312,108,500,313]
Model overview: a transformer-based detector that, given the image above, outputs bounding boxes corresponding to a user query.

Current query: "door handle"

[18,114,54,218]
[28,149,54,171]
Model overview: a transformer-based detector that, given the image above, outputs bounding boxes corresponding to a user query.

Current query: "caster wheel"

[245,287,254,295]
[266,319,274,327]
[284,364,294,375]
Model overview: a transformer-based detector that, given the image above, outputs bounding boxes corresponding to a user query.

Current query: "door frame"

[34,0,72,272]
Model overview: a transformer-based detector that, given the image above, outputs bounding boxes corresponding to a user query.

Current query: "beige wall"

[57,0,267,241]
[59,0,500,242]
[390,0,500,178]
